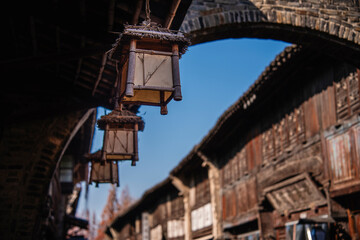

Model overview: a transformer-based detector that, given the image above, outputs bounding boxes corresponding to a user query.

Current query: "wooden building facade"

[109,178,186,240]
[107,45,360,240]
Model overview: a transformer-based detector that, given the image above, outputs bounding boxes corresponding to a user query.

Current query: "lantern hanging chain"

[145,0,151,24]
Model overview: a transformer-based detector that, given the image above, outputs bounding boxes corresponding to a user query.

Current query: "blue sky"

[77,38,291,221]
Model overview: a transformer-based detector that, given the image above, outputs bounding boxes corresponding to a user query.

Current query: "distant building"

[106,45,360,240]
[42,109,96,240]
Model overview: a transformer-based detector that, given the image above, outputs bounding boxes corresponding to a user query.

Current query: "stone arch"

[181,0,360,65]
[0,109,95,240]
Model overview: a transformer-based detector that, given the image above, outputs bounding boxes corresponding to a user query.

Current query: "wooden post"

[132,123,139,166]
[126,39,137,97]
[347,209,356,239]
[101,124,109,162]
[172,44,182,101]
[89,161,94,185]
[170,176,192,240]
[160,91,168,115]
[114,62,122,109]
[197,151,222,239]
[110,160,114,185]
[115,162,120,187]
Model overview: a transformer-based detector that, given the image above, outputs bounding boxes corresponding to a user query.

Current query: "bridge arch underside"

[182,2,360,66]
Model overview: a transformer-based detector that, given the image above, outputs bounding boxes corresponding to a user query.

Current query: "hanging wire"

[145,0,151,23]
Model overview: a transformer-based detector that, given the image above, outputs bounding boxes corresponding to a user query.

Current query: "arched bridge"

[181,0,360,65]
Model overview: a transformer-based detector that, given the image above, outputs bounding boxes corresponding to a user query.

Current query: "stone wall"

[0,109,94,240]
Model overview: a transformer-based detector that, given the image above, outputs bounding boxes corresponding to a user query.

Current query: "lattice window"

[349,71,360,114]
[273,123,283,156]
[265,107,306,162]
[222,149,247,188]
[335,70,360,121]
[262,128,274,164]
[287,107,306,146]
[280,118,289,150]
[232,155,240,182]
[238,148,247,177]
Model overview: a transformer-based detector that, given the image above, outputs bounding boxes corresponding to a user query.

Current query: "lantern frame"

[109,23,190,115]
[97,109,145,166]
[87,150,119,187]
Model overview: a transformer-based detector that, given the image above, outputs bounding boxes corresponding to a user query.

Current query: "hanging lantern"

[109,23,190,115]
[87,150,119,187]
[97,109,145,166]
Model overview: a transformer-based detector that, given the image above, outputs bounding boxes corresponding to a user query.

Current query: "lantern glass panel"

[90,161,118,184]
[134,53,173,88]
[104,128,135,160]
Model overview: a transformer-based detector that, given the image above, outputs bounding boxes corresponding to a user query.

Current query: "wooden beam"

[8,16,19,55]
[164,0,181,29]
[170,175,189,194]
[92,53,108,96]
[108,0,116,31]
[132,0,144,25]
[30,16,38,56]
[74,37,86,85]
[0,45,110,71]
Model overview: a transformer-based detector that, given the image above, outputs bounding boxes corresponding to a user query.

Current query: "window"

[327,123,360,184]
[335,70,360,120]
[285,221,328,240]
[60,155,73,183]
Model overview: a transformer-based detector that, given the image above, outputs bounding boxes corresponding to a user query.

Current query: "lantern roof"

[110,22,191,58]
[97,109,145,131]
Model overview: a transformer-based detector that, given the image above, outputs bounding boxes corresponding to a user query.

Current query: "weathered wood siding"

[109,63,360,240]
[167,192,185,240]
[218,63,360,238]
[189,167,212,238]
[148,186,185,240]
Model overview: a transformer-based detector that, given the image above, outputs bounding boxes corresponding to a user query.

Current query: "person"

[311,225,326,240]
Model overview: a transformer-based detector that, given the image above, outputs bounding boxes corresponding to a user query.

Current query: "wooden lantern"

[87,150,119,187]
[109,24,190,115]
[97,109,145,166]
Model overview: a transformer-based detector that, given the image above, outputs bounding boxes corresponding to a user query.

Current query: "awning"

[263,173,327,215]
[299,216,335,224]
